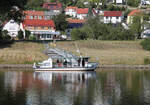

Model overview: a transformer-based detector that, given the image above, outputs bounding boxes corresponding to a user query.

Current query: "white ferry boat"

[33,57,99,71]
[33,48,99,71]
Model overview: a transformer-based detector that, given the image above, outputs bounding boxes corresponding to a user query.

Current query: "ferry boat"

[33,57,99,71]
[33,48,99,71]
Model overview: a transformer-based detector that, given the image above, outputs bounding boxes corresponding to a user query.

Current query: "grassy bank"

[0,42,47,64]
[54,40,150,65]
[1,40,150,65]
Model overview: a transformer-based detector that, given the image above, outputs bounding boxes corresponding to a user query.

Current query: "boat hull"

[34,67,95,71]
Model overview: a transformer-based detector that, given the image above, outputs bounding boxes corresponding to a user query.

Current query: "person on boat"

[63,59,67,67]
[82,58,85,67]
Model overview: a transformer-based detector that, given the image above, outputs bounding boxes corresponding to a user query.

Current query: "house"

[141,0,150,5]
[3,19,25,38]
[66,18,86,38]
[116,0,125,5]
[77,8,89,20]
[67,18,85,28]
[43,2,62,13]
[44,11,58,20]
[127,10,141,24]
[65,7,89,19]
[23,19,60,40]
[24,11,57,20]
[24,11,45,20]
[107,0,126,5]
[103,11,122,24]
[65,6,78,17]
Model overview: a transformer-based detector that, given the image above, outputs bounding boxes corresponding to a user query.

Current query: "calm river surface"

[0,69,150,105]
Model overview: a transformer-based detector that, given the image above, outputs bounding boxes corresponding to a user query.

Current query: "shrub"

[25,30,31,40]
[18,30,24,40]
[141,39,150,50]
[29,34,36,40]
[1,30,11,40]
[144,58,150,64]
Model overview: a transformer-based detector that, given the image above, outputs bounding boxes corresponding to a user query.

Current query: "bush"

[1,30,11,40]
[29,35,36,40]
[25,30,31,40]
[18,30,24,40]
[141,39,150,50]
[144,58,150,64]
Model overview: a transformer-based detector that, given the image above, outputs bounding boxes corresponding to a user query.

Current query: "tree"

[0,30,11,40]
[126,0,140,7]
[130,16,143,39]
[24,0,45,10]
[0,0,27,21]
[53,13,68,32]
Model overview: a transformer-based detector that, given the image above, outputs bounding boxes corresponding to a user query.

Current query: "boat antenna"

[74,42,82,57]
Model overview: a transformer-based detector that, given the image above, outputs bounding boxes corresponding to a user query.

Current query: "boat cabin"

[38,57,90,68]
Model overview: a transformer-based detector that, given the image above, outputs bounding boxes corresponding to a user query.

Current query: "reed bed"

[0,42,48,64]
[55,40,150,65]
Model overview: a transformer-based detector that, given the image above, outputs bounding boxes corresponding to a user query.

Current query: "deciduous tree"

[53,13,68,32]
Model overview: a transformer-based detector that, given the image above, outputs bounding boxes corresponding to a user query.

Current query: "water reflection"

[1,70,150,105]
[32,71,97,105]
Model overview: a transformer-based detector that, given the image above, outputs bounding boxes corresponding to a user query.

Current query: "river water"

[0,69,150,105]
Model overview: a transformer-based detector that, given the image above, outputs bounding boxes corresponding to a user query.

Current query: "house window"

[116,16,119,19]
[41,26,44,29]
[39,16,42,19]
[106,16,108,19]
[30,16,33,19]
[45,16,47,20]
[48,27,51,30]
[47,35,50,38]
[41,35,44,38]
[34,15,38,19]
[34,27,37,30]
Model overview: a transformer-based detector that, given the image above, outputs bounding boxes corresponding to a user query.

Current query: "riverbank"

[1,40,150,65]
[1,64,150,70]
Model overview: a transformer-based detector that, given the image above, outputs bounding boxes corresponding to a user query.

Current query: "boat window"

[44,63,50,66]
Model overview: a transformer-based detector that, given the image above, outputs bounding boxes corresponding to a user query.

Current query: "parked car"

[141,29,150,38]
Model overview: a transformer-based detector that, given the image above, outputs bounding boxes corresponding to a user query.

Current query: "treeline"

[71,17,135,40]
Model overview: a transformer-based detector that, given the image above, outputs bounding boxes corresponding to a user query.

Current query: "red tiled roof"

[128,9,141,16]
[43,2,62,10]
[65,6,78,11]
[104,11,122,17]
[77,8,89,14]
[23,19,55,27]
[67,18,86,23]
[23,11,44,15]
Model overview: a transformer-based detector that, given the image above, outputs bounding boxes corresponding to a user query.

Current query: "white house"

[116,0,123,4]
[65,6,77,17]
[103,11,122,24]
[141,0,150,5]
[3,20,25,38]
[77,8,89,20]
